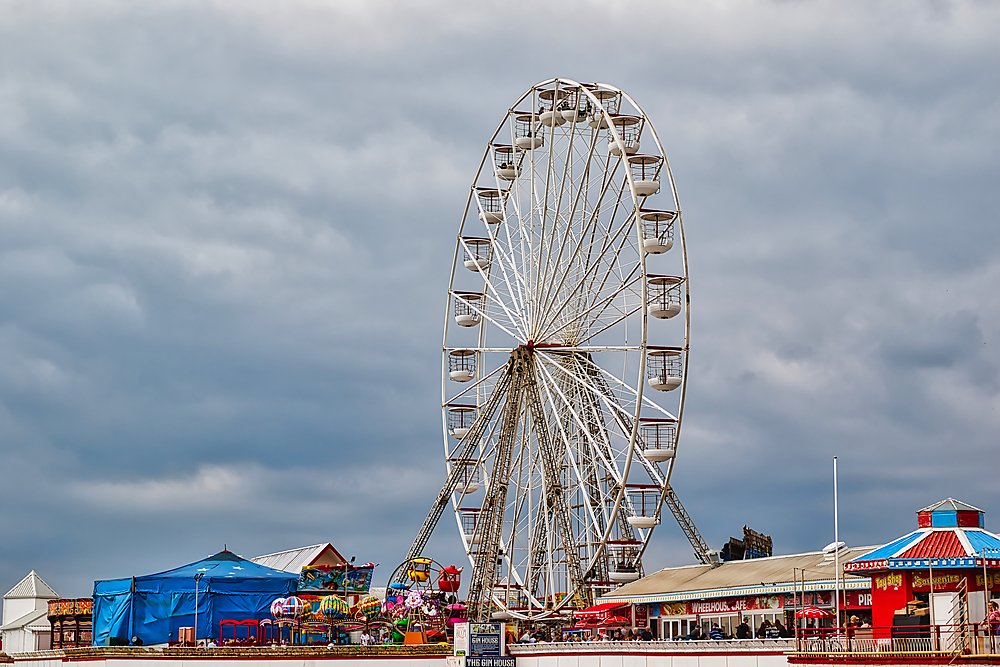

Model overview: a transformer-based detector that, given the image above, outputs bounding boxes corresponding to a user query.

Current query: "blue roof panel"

[966,531,1000,557]
[142,550,297,582]
[850,530,924,563]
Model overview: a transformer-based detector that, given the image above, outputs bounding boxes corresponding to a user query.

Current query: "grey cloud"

[1,0,998,597]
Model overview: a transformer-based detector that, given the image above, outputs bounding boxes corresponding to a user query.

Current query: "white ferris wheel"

[400,79,709,623]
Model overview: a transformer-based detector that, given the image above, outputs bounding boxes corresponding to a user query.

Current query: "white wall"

[3,626,51,654]
[515,654,788,667]
[9,656,451,667]
[2,598,46,626]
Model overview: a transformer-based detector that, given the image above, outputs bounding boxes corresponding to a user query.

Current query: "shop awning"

[573,602,626,618]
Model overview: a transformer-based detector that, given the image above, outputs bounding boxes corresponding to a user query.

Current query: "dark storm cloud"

[0,0,998,596]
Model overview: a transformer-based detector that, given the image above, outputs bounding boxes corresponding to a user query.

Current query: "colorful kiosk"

[844,498,1000,637]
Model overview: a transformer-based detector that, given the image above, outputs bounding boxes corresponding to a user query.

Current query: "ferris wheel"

[402,79,699,622]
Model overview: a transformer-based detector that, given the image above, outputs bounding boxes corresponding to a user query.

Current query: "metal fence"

[794,623,1000,656]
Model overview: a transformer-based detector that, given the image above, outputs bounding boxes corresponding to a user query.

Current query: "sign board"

[661,595,783,616]
[742,526,773,559]
[470,623,504,657]
[453,622,470,656]
[297,564,375,594]
[845,590,872,609]
[467,658,515,667]
[634,604,648,627]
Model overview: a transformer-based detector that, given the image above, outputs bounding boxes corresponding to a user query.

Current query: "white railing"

[511,639,796,654]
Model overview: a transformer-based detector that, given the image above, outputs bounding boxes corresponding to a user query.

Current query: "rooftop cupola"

[916,498,984,528]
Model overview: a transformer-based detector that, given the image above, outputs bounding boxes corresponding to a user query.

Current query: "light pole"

[194,573,204,646]
[833,457,840,629]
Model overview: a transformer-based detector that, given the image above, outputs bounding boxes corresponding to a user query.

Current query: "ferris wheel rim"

[441,78,688,615]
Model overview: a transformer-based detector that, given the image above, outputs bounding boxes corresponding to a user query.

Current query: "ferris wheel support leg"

[467,349,530,622]
[523,355,588,609]
[393,360,516,586]
[527,505,550,600]
[661,485,714,566]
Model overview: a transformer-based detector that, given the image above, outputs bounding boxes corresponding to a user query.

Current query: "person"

[360,629,372,646]
[206,638,217,649]
[847,615,862,628]
[639,627,652,641]
[986,600,1000,635]
[708,623,725,640]
[774,621,790,638]
[735,617,751,639]
[756,620,770,638]
[686,625,703,641]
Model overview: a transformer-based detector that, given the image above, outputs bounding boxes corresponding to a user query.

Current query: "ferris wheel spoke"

[542,268,642,344]
[485,212,532,321]
[576,180,638,303]
[534,139,620,333]
[534,356,626,489]
[535,201,638,339]
[538,174,627,320]
[538,352,649,469]
[580,200,641,308]
[444,361,507,408]
[588,360,679,420]
[462,242,529,340]
[536,355,648,577]
[534,122,594,329]
[533,368,607,552]
[569,303,644,349]
[452,293,524,344]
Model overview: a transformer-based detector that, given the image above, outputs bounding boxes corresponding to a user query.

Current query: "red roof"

[899,530,966,559]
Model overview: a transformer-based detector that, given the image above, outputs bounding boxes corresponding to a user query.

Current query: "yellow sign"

[912,573,962,588]
[874,573,903,591]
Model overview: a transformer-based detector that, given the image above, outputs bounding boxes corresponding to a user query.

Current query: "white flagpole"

[834,457,840,629]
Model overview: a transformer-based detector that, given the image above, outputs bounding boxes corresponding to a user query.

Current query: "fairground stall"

[47,598,92,648]
[843,498,1000,637]
[292,562,378,645]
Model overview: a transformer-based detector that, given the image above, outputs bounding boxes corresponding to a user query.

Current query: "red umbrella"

[796,606,835,619]
[601,616,631,625]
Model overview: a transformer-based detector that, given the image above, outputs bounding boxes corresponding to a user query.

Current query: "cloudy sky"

[1,0,998,599]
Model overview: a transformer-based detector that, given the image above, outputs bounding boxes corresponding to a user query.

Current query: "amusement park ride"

[394,78,710,625]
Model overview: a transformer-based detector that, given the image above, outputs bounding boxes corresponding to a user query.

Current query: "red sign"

[685,595,783,615]
[634,605,648,627]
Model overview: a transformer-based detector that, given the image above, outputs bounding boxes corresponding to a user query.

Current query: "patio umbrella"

[796,606,834,618]
[601,616,631,625]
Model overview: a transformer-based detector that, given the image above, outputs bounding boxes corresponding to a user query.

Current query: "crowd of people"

[683,618,793,640]
[515,619,801,643]
[517,627,652,643]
